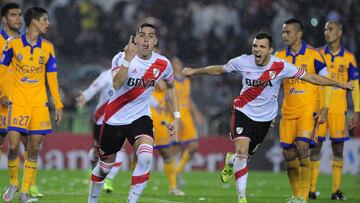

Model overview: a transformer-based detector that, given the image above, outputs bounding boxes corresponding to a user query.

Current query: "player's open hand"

[55,108,63,126]
[76,94,86,109]
[317,107,329,124]
[168,118,180,141]
[124,35,138,62]
[349,112,360,129]
[340,81,354,91]
[182,67,196,76]
[0,96,9,108]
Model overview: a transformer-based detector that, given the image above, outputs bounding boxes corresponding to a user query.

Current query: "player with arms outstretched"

[183,32,353,203]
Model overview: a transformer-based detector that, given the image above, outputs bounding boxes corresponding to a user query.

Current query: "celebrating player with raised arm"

[87,23,180,203]
[183,32,353,203]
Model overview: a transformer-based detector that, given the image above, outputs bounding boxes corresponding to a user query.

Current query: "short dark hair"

[24,7,47,27]
[136,23,157,35]
[284,18,304,32]
[1,2,20,17]
[255,32,273,48]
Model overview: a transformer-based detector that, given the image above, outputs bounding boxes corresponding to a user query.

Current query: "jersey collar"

[286,40,307,57]
[21,33,42,49]
[324,44,344,57]
[1,29,9,40]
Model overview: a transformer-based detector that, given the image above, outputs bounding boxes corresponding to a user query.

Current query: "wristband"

[173,111,181,119]
[122,60,130,68]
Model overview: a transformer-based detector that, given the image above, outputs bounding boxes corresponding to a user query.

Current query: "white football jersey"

[105,51,174,125]
[82,69,114,125]
[224,54,306,122]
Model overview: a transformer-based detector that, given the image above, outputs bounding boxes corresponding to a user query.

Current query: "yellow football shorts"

[280,112,316,148]
[7,103,52,135]
[317,113,349,142]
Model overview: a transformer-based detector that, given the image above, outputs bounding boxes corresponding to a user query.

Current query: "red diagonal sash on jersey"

[93,101,109,122]
[104,59,168,122]
[234,62,284,108]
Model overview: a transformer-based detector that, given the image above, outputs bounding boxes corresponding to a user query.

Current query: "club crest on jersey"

[236,127,243,134]
[16,54,23,62]
[153,68,160,78]
[269,71,276,79]
[39,56,45,64]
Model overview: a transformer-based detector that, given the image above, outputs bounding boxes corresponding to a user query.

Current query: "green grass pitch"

[0,170,359,202]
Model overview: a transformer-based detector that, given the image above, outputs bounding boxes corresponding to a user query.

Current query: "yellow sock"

[299,158,311,200]
[164,159,177,190]
[176,150,191,173]
[8,156,20,187]
[21,160,37,193]
[286,159,301,197]
[24,151,36,187]
[310,160,320,193]
[332,159,343,193]
[30,167,37,187]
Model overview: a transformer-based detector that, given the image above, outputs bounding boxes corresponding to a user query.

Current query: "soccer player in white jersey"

[183,32,353,203]
[76,69,126,193]
[87,23,180,203]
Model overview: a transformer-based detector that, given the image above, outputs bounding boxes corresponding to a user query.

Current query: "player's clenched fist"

[182,67,196,76]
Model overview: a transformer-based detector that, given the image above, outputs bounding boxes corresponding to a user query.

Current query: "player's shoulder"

[152,51,171,65]
[111,51,125,66]
[344,48,356,59]
[41,38,55,50]
[275,49,286,57]
[305,44,321,55]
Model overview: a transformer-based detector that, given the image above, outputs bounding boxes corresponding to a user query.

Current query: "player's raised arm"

[301,73,353,90]
[113,35,138,90]
[183,65,225,76]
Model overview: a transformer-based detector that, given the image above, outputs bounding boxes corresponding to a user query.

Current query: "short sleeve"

[111,52,124,79]
[162,60,174,84]
[1,39,14,66]
[348,54,359,80]
[313,51,327,75]
[46,44,57,72]
[282,61,306,79]
[223,55,245,73]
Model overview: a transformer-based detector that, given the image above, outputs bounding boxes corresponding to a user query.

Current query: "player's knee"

[98,160,113,176]
[296,145,309,159]
[136,144,153,171]
[8,143,19,155]
[332,147,343,159]
[282,148,297,161]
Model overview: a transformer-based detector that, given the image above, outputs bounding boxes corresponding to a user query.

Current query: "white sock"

[228,154,236,165]
[127,144,153,203]
[88,161,114,203]
[107,149,126,180]
[234,156,248,199]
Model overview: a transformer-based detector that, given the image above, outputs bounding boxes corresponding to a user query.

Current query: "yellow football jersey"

[174,77,191,114]
[319,46,358,114]
[0,29,12,96]
[276,41,327,119]
[2,33,63,108]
